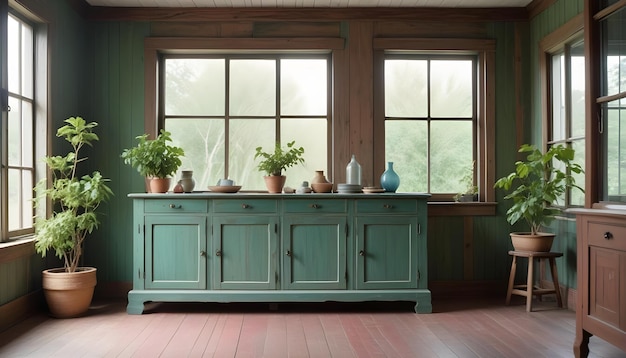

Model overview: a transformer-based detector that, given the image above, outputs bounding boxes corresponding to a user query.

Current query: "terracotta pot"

[42,267,97,318]
[510,232,555,252]
[149,177,171,193]
[264,175,286,193]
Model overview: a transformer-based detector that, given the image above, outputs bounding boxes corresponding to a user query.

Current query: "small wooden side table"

[506,250,563,312]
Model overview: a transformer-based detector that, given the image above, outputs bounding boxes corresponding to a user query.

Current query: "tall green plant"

[34,117,113,273]
[494,144,583,235]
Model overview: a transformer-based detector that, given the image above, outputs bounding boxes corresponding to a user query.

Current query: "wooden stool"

[506,250,563,312]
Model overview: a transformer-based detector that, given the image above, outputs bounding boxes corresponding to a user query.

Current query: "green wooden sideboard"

[127,192,431,314]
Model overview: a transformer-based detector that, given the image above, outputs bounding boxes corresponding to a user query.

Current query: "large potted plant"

[494,144,583,252]
[121,130,185,193]
[34,117,113,318]
[254,140,305,193]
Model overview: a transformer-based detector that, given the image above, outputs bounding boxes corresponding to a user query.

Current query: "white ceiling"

[84,0,533,8]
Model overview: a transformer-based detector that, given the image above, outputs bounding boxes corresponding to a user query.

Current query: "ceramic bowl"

[311,182,333,193]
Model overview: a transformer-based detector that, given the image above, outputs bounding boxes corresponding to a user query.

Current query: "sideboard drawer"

[144,199,208,213]
[355,199,417,214]
[213,199,277,213]
[588,221,626,251]
[283,199,347,213]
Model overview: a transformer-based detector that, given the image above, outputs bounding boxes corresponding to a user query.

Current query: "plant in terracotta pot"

[254,140,305,193]
[121,130,185,193]
[494,144,583,252]
[34,116,113,318]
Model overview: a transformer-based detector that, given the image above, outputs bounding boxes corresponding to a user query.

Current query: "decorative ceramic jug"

[346,155,361,186]
[180,170,195,193]
[380,162,400,192]
[312,170,330,184]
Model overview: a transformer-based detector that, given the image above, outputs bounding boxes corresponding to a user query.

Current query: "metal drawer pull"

[215,249,222,256]
[310,204,320,209]
[200,250,207,257]
[359,250,365,256]
[169,204,182,209]
[604,232,613,240]
[285,250,291,256]
[242,204,250,209]
[383,204,393,209]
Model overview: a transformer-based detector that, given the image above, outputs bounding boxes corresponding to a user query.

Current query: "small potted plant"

[34,116,113,318]
[254,140,305,193]
[494,144,583,251]
[454,160,478,202]
[121,130,185,193]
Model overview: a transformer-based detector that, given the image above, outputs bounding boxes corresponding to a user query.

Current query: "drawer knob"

[215,249,222,257]
[242,204,250,209]
[285,250,291,256]
[169,204,182,209]
[200,250,207,257]
[383,204,393,209]
[310,204,320,209]
[604,232,613,240]
[359,250,365,256]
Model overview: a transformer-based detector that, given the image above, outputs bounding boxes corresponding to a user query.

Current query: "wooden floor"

[1,297,625,358]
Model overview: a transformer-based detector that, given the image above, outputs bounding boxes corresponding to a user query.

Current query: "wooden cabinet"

[127,193,431,315]
[570,207,626,357]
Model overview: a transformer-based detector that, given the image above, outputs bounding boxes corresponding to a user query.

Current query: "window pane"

[551,53,566,141]
[8,15,19,93]
[22,101,33,166]
[606,105,626,197]
[230,59,275,116]
[385,120,428,192]
[165,59,225,116]
[7,96,21,166]
[571,139,585,206]
[165,118,225,190]
[602,8,626,98]
[281,59,327,116]
[21,21,33,99]
[385,60,427,118]
[431,60,473,118]
[571,42,586,138]
[230,119,275,190]
[281,118,327,185]
[430,121,473,193]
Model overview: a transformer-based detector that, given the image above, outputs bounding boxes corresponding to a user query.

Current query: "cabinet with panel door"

[127,193,430,315]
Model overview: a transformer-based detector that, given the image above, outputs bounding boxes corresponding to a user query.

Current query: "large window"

[547,38,586,207]
[1,10,39,242]
[383,55,476,195]
[161,55,330,191]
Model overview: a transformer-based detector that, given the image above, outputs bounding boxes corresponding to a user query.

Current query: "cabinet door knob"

[169,204,182,209]
[242,204,250,209]
[383,204,393,209]
[215,249,222,256]
[310,204,320,209]
[359,250,365,256]
[285,250,291,256]
[604,232,613,240]
[200,250,207,257]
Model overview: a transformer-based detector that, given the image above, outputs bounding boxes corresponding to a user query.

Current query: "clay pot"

[264,175,286,193]
[149,177,171,193]
[510,232,555,252]
[42,267,97,318]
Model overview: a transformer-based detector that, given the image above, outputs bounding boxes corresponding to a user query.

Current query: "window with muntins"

[160,54,331,191]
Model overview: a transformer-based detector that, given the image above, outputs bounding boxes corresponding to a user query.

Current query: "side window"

[161,55,330,191]
[384,55,476,196]
[548,39,586,207]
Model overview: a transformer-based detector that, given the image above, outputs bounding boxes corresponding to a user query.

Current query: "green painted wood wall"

[1,0,585,307]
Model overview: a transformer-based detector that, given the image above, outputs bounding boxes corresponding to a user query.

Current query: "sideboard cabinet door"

[144,215,207,289]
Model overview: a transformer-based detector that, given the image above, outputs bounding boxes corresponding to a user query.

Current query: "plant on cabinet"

[494,144,583,251]
[34,117,113,318]
[254,141,305,193]
[121,130,185,193]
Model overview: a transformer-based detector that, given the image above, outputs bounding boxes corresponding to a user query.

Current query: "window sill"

[428,201,497,216]
[0,236,36,264]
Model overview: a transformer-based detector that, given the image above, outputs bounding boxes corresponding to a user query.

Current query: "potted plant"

[254,140,305,193]
[34,117,113,318]
[494,144,583,252]
[121,130,185,193]
[454,160,478,202]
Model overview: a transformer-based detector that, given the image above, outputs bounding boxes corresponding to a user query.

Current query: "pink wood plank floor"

[1,297,625,357]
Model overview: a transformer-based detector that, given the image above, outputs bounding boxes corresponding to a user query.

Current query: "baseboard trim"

[0,291,45,332]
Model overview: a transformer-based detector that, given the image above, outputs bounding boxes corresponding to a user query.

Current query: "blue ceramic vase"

[380,162,400,192]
